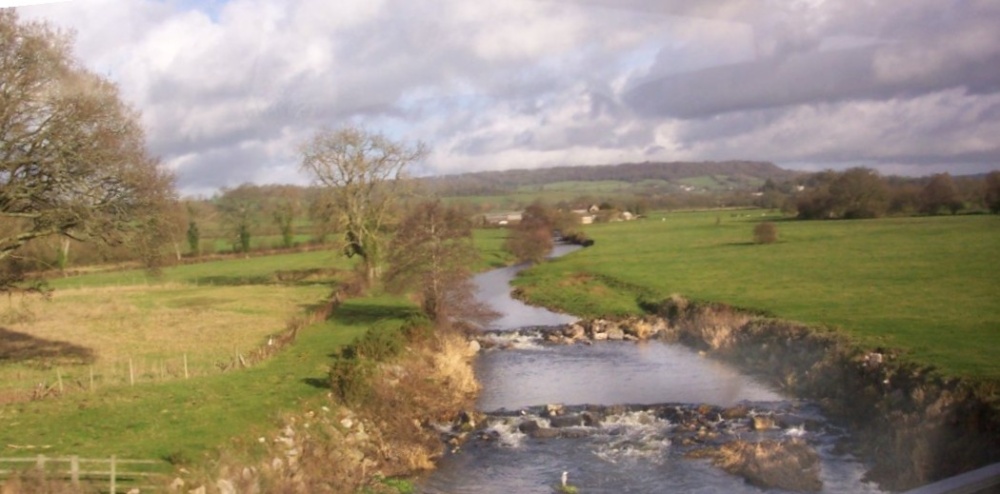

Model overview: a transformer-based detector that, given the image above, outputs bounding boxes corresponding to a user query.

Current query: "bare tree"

[385,201,494,324]
[0,11,174,288]
[300,127,427,283]
[504,201,573,263]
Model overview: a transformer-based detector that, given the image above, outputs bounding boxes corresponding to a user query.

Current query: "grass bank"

[0,295,417,462]
[513,211,1000,379]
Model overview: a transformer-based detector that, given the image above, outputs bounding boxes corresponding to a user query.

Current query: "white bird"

[561,471,568,487]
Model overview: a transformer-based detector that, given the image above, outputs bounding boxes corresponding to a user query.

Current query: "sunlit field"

[514,211,1000,379]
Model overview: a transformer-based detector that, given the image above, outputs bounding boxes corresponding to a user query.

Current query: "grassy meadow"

[514,211,1000,379]
[0,296,413,462]
[0,249,357,462]
[0,228,512,465]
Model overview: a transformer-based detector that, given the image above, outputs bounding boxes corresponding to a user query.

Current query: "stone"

[592,331,609,341]
[721,405,751,420]
[563,324,585,340]
[607,327,625,340]
[559,428,592,439]
[546,403,564,416]
[468,339,481,353]
[626,320,655,339]
[549,415,584,428]
[518,420,540,434]
[187,487,206,494]
[169,478,185,491]
[752,415,777,431]
[216,479,236,494]
[530,428,560,439]
[711,439,822,492]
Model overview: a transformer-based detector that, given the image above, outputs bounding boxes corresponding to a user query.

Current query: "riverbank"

[169,323,480,494]
[501,298,1000,491]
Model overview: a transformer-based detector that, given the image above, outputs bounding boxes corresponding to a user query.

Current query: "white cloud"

[15,0,1000,195]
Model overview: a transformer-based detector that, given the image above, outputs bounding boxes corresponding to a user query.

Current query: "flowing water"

[420,246,883,493]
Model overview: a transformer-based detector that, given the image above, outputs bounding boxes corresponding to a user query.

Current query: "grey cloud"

[624,0,1000,119]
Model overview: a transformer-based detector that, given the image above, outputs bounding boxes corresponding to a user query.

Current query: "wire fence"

[0,455,170,493]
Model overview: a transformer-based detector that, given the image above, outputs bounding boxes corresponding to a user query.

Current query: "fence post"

[71,455,79,487]
[184,353,189,379]
[128,359,134,386]
[109,455,116,494]
[35,454,44,471]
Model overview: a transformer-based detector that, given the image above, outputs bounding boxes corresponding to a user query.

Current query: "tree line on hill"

[758,168,1000,219]
[420,160,795,196]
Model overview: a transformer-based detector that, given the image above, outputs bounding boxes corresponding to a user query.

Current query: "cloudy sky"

[11,0,1000,195]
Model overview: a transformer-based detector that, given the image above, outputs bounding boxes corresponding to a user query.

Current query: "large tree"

[985,171,1000,214]
[216,184,261,254]
[920,173,962,215]
[0,11,174,287]
[300,126,426,283]
[828,167,889,219]
[385,201,492,324]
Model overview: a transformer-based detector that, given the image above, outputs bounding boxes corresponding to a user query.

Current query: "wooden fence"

[0,455,168,493]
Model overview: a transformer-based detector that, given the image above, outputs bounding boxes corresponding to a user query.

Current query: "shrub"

[753,222,778,244]
[352,323,407,361]
[329,357,376,405]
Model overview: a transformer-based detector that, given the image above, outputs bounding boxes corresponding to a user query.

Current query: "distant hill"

[421,161,798,196]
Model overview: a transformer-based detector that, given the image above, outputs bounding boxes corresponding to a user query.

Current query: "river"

[419,245,884,493]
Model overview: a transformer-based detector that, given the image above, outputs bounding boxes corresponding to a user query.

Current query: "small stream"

[420,246,883,493]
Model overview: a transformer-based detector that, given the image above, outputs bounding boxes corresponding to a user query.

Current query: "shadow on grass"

[194,275,274,286]
[329,301,420,325]
[194,273,341,288]
[0,327,95,366]
[301,377,329,389]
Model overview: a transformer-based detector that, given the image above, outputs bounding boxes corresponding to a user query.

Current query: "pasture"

[514,211,1000,379]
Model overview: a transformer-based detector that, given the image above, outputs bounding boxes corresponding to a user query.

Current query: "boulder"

[468,339,481,353]
[530,428,560,439]
[518,420,541,434]
[625,320,655,340]
[563,324,586,340]
[708,439,822,492]
[721,405,751,420]
[607,327,625,341]
[752,415,777,431]
[549,415,585,428]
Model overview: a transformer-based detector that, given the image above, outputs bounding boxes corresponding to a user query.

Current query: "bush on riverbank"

[189,320,480,493]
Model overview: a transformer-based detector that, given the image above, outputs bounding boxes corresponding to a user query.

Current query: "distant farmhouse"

[483,212,523,226]
[483,204,637,227]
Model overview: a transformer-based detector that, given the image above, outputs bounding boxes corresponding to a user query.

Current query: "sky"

[10,0,1000,196]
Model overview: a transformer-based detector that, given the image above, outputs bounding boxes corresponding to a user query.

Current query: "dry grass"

[0,283,329,401]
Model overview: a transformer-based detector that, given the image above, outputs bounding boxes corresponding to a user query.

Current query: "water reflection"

[476,341,783,410]
[473,244,580,330]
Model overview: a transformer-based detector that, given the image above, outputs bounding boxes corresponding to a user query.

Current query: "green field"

[0,231,510,464]
[513,211,1000,379]
[0,296,411,462]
